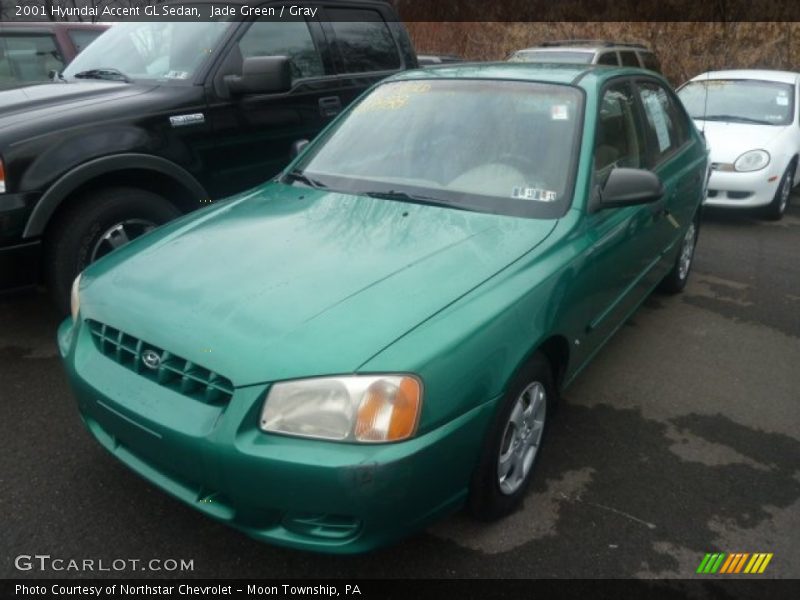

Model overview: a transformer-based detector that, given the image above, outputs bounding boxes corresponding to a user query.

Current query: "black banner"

[3,579,800,600]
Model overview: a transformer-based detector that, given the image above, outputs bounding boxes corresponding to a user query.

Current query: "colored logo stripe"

[699,552,773,574]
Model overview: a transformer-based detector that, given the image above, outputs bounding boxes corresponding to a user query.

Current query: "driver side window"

[594,82,647,179]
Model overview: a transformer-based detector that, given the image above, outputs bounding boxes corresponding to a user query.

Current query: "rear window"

[327,8,401,73]
[639,52,661,72]
[619,51,640,67]
[0,33,64,87]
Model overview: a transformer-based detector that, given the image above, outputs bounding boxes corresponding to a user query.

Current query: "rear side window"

[639,52,661,72]
[327,8,401,73]
[238,18,324,80]
[68,29,103,54]
[636,82,689,164]
[596,52,619,66]
[619,51,640,67]
[0,34,64,86]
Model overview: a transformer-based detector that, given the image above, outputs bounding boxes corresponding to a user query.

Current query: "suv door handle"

[319,96,342,118]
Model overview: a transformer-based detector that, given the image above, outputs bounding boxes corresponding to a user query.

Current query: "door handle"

[319,96,342,118]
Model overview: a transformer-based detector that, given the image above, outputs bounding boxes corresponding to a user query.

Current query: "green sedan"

[58,62,708,553]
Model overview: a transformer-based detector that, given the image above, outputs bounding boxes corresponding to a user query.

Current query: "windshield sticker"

[776,95,789,106]
[164,70,190,80]
[766,114,784,121]
[512,187,558,202]
[551,104,569,120]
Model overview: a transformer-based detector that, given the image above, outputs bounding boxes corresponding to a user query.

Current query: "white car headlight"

[734,149,770,172]
[70,273,82,322]
[260,375,422,443]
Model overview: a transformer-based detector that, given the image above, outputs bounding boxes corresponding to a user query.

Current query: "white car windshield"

[678,79,795,126]
[292,79,583,218]
[62,21,231,83]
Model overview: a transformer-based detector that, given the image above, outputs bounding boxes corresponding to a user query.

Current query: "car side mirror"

[226,56,291,96]
[599,167,664,208]
[290,139,310,159]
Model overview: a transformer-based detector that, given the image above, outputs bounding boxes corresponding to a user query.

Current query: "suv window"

[0,34,64,85]
[636,81,688,164]
[596,52,619,66]
[326,8,401,73]
[68,29,103,54]
[238,18,324,80]
[619,50,640,67]
[639,51,661,72]
[594,83,647,174]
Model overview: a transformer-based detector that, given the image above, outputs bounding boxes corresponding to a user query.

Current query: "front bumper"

[58,318,495,553]
[704,168,779,208]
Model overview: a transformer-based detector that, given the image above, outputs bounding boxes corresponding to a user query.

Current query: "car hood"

[80,183,558,387]
[0,81,152,132]
[695,120,787,162]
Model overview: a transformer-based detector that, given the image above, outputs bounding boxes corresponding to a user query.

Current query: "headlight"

[70,273,82,322]
[734,149,770,172]
[260,375,422,443]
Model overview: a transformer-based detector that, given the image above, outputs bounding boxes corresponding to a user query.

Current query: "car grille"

[86,320,234,405]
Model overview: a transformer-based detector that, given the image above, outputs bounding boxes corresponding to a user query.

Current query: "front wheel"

[468,353,553,521]
[764,163,794,221]
[45,187,181,314]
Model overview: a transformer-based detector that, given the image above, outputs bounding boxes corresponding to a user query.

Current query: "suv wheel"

[45,187,181,314]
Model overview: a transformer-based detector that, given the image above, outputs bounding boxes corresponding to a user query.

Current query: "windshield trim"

[286,77,586,220]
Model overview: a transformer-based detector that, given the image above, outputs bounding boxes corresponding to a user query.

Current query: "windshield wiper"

[283,169,326,189]
[363,189,459,210]
[697,114,775,125]
[73,68,131,83]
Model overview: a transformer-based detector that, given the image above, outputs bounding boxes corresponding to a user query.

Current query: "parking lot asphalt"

[1,201,798,580]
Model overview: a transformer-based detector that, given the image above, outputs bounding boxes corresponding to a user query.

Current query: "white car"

[678,69,799,220]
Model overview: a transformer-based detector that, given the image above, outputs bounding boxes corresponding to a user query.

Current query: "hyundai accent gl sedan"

[58,62,708,553]
[679,69,800,220]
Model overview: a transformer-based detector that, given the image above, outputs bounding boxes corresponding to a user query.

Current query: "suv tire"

[45,187,181,314]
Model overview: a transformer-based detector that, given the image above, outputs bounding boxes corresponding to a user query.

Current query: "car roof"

[690,69,800,84]
[390,61,659,88]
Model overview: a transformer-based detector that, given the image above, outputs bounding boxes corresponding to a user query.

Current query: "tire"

[659,212,699,295]
[45,187,181,314]
[468,352,554,521]
[764,162,794,221]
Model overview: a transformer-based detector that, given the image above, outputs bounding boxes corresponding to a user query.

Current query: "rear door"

[319,4,411,109]
[633,78,704,274]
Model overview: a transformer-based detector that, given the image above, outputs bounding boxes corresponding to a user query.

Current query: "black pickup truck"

[0,0,417,311]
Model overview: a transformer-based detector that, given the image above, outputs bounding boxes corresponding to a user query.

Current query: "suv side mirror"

[226,56,291,96]
[599,167,664,208]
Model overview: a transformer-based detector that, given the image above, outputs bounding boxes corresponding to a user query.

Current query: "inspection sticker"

[512,187,558,201]
[551,104,569,120]
[776,93,789,106]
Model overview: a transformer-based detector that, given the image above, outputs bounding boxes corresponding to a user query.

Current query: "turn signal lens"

[70,273,82,322]
[0,158,6,193]
[355,376,421,442]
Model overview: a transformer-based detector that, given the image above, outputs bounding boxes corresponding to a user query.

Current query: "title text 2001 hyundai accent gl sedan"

[59,62,708,553]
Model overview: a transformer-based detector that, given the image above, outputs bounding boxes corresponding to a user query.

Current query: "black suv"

[0,1,416,310]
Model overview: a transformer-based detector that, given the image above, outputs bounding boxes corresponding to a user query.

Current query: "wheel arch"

[23,154,208,239]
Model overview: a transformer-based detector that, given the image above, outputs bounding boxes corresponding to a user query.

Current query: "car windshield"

[678,79,795,126]
[62,21,231,83]
[509,50,594,64]
[292,79,583,218]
